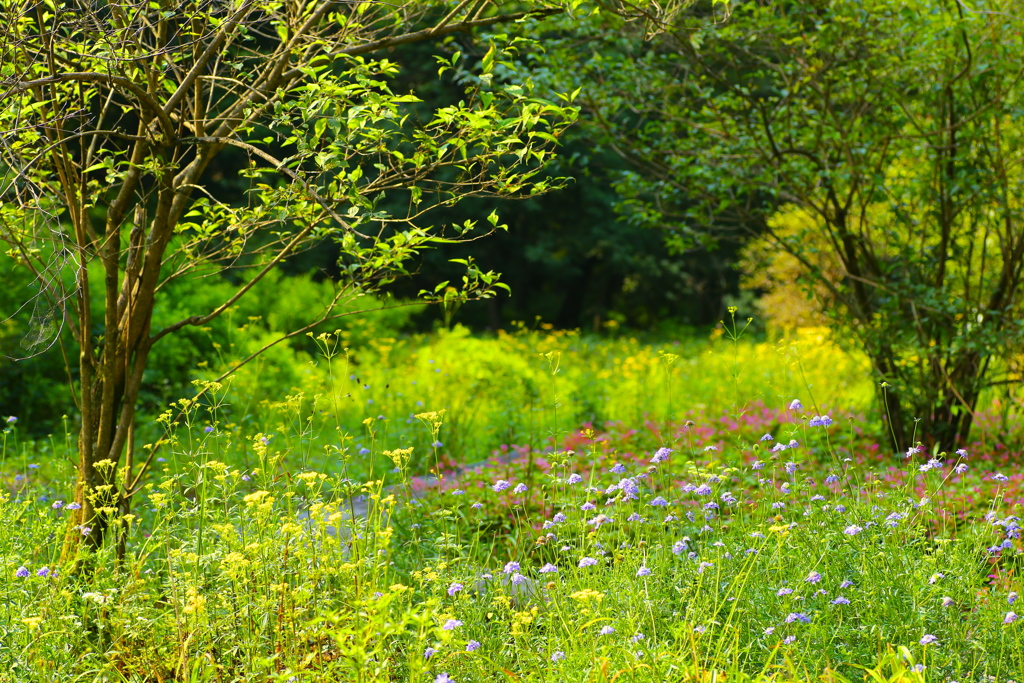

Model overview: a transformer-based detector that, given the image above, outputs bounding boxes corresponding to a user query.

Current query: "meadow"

[4,321,1024,682]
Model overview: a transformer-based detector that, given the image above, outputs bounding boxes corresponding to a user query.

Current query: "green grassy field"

[3,326,1024,681]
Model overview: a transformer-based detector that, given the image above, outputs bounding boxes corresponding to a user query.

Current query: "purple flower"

[448,582,463,597]
[579,557,598,568]
[567,474,583,485]
[503,561,520,574]
[492,480,511,492]
[36,566,49,578]
[51,500,64,509]
[204,425,214,433]
[954,463,968,474]
[1005,612,1019,625]
[783,636,796,644]
[450,489,465,495]
[919,634,938,646]
[764,627,775,635]
[442,619,463,631]
[649,496,668,507]
[636,566,652,577]
[424,647,436,659]
[652,447,672,463]
[580,502,596,511]
[1010,592,1019,605]
[66,502,81,511]
[539,563,558,573]
[471,503,483,510]
[551,651,565,662]
[631,633,645,643]
[435,674,454,683]
[785,462,798,474]
[942,596,954,607]
[752,460,765,469]
[771,443,788,453]
[513,483,528,494]
[785,612,810,624]
[808,415,832,428]
[777,587,793,597]
[15,566,29,578]
[697,561,713,574]
[611,463,626,474]
[994,473,1009,482]
[831,596,850,605]
[552,512,567,524]
[466,640,481,651]
[599,625,615,635]
[432,441,443,448]
[956,448,969,458]
[694,484,712,496]
[789,399,803,411]
[804,571,822,584]
[672,540,689,555]
[825,474,839,484]
[627,512,646,522]
[844,525,863,536]
[760,433,773,442]
[510,573,527,585]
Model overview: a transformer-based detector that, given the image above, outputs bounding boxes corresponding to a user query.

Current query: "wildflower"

[941,596,954,607]
[611,463,626,474]
[832,596,850,605]
[510,573,527,585]
[579,557,598,568]
[513,483,528,494]
[844,525,863,536]
[631,633,645,643]
[771,443,788,453]
[15,566,29,578]
[1005,612,1019,625]
[885,512,904,528]
[672,540,689,555]
[627,512,646,522]
[825,474,839,484]
[1010,592,1019,605]
[649,496,668,507]
[752,460,765,469]
[425,646,438,659]
[551,651,565,662]
[80,526,92,536]
[788,439,799,448]
[777,587,794,597]
[783,636,796,644]
[694,484,712,496]
[636,566,652,577]
[567,474,583,485]
[580,501,596,511]
[809,415,833,427]
[652,447,672,463]
[599,625,615,635]
[694,625,706,633]
[703,445,719,452]
[435,674,454,683]
[66,502,81,510]
[432,441,443,448]
[760,433,773,441]
[928,572,944,585]
[906,446,921,458]
[785,612,810,624]
[51,500,64,509]
[789,399,803,410]
[785,461,798,474]
[493,480,511,492]
[954,463,968,474]
[956,448,968,457]
[503,561,520,574]
[471,503,483,510]
[993,473,1009,482]
[36,566,49,578]
[450,489,465,495]
[448,582,463,597]
[697,561,713,574]
[539,563,558,574]
[919,634,938,645]
[764,627,775,635]
[442,619,462,631]
[805,571,822,584]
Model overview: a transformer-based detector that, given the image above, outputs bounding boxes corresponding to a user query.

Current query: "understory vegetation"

[4,324,1024,682]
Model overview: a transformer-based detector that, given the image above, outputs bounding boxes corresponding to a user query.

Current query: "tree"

[0,0,586,562]
[539,0,1024,449]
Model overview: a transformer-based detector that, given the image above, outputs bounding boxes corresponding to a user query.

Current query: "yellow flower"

[21,616,43,632]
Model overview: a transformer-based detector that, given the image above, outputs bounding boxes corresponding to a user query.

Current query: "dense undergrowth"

[3,326,1024,681]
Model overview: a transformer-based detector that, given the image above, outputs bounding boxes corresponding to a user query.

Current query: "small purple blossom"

[1005,612,1019,625]
[503,561,520,574]
[785,612,810,624]
[649,496,668,507]
[51,500,64,509]
[789,399,803,410]
[551,651,565,662]
[636,566,652,577]
[599,625,615,635]
[15,566,29,578]
[919,634,938,645]
[513,483,528,494]
[424,647,437,660]
[805,571,822,584]
[611,463,626,474]
[442,619,463,631]
[694,484,712,496]
[466,640,481,652]
[652,447,672,463]
[844,525,863,536]
[539,563,558,573]
[435,674,454,683]
[66,502,81,510]
[831,596,850,605]
[567,473,583,485]
[777,587,794,597]
[783,636,796,644]
[448,582,464,597]
[579,557,598,568]
[492,479,511,492]
[36,566,49,578]
[760,433,773,442]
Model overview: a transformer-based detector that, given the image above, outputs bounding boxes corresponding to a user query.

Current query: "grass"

[2,325,1024,681]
